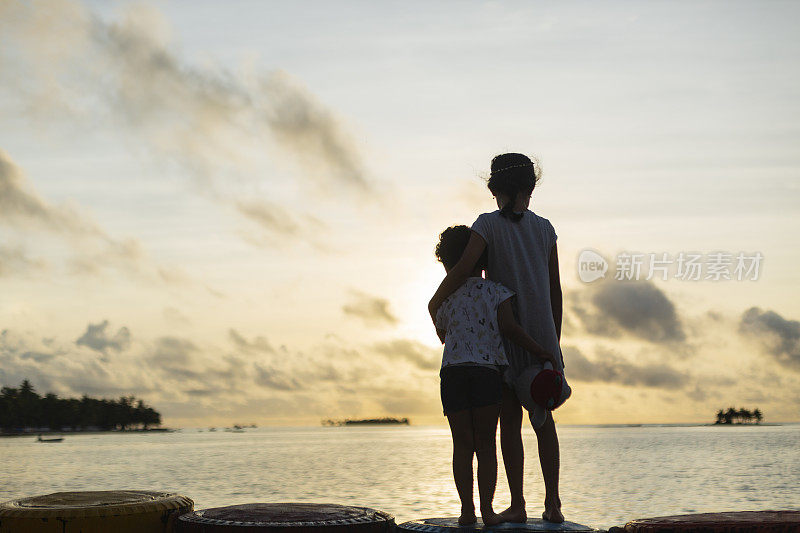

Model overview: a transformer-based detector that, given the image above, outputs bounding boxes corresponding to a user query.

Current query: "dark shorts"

[440,365,503,416]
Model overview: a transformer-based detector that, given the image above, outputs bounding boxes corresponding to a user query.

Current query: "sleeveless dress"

[471,209,563,386]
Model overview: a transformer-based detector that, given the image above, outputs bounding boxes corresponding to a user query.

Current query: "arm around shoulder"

[428,231,486,319]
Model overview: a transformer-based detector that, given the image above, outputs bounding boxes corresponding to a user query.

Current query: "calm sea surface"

[2,424,799,529]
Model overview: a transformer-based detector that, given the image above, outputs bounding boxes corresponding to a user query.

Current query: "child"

[434,224,558,527]
[429,153,565,523]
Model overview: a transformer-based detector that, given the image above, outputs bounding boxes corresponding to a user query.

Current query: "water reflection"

[1,424,798,529]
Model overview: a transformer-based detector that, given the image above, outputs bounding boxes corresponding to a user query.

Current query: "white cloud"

[0,0,374,244]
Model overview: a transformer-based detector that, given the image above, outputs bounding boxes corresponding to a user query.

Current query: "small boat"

[37,435,64,443]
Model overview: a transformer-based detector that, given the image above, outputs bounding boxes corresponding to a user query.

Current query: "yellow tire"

[0,490,193,533]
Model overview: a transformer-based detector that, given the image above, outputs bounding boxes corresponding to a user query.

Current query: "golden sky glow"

[1,0,799,427]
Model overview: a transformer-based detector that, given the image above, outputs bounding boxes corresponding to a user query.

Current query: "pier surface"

[397,517,598,532]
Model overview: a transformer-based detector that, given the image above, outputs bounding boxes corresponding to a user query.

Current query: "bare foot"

[542,506,564,524]
[499,505,527,523]
[481,510,506,526]
[458,511,477,526]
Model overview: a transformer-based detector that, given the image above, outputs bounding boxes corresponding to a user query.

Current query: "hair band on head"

[490,162,534,176]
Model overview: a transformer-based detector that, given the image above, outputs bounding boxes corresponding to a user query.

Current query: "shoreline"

[0,428,175,438]
[2,423,792,437]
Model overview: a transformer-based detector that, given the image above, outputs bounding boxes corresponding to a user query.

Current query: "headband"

[490,162,533,175]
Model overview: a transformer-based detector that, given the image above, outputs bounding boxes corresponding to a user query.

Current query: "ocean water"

[1,424,798,530]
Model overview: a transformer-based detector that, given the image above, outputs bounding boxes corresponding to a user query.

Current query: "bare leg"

[447,409,476,525]
[471,403,504,526]
[533,411,563,523]
[498,385,527,523]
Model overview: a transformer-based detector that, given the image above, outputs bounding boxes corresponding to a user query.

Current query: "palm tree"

[0,380,162,433]
[18,379,41,428]
[715,406,764,425]
[141,406,161,429]
[738,408,752,424]
[41,393,63,431]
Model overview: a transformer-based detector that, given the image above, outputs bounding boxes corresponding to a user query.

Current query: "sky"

[1,0,799,427]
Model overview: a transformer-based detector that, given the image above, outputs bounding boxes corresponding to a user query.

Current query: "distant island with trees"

[1,379,162,435]
[322,417,410,426]
[714,407,763,425]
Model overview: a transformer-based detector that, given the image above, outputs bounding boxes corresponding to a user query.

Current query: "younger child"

[434,225,557,526]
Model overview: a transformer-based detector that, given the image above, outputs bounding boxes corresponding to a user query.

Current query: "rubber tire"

[0,490,194,533]
[177,503,395,532]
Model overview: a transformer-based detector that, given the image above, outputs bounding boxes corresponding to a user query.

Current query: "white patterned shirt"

[435,277,514,368]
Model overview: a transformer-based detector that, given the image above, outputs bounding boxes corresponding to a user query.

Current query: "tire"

[0,490,194,533]
[177,503,395,533]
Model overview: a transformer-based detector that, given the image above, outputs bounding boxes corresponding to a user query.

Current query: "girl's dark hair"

[487,153,541,222]
[435,225,487,271]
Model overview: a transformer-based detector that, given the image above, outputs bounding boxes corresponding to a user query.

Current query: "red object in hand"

[531,369,564,409]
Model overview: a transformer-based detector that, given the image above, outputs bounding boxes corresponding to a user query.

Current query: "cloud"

[369,384,438,414]
[148,336,198,367]
[372,339,440,370]
[343,290,398,326]
[0,0,372,243]
[143,336,204,383]
[249,344,345,393]
[739,307,800,370]
[213,354,252,390]
[234,200,303,237]
[253,363,303,391]
[1,322,442,425]
[572,281,686,343]
[233,200,329,247]
[0,330,66,368]
[19,350,58,363]
[75,320,131,355]
[0,149,104,237]
[563,345,688,389]
[142,333,337,396]
[163,307,191,327]
[0,149,189,284]
[228,329,274,354]
[261,71,370,193]
[0,244,49,277]
[0,328,145,399]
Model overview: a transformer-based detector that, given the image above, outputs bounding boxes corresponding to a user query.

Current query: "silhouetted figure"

[430,153,564,523]
[433,225,558,526]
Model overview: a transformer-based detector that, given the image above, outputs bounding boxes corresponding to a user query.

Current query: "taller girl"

[429,152,564,523]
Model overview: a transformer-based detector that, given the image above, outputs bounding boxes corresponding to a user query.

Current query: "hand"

[538,351,558,368]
